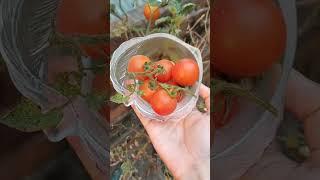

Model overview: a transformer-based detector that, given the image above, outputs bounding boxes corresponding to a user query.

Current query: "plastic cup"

[110,33,203,121]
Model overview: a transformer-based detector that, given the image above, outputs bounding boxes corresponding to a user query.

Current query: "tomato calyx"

[158,83,194,99]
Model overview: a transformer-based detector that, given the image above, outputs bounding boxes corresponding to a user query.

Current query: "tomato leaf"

[180,3,195,15]
[110,93,129,104]
[168,6,177,16]
[0,98,62,132]
[173,15,184,28]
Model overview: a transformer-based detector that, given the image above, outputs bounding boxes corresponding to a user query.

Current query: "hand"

[132,84,210,180]
[241,69,320,180]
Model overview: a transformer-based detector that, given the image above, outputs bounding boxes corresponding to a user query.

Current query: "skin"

[132,84,210,180]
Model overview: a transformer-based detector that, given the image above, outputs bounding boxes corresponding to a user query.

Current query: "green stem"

[213,79,278,116]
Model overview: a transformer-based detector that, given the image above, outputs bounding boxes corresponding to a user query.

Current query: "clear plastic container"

[213,0,298,179]
[110,33,203,121]
[0,0,108,176]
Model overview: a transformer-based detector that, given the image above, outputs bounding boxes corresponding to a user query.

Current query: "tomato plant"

[144,3,161,22]
[139,80,158,103]
[212,0,286,77]
[154,59,174,82]
[149,89,177,116]
[127,55,151,80]
[56,0,107,59]
[172,59,199,86]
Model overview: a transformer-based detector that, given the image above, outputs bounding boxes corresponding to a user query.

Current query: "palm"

[133,107,210,178]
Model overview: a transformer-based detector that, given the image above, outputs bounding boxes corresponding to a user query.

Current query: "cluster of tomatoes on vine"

[127,55,199,116]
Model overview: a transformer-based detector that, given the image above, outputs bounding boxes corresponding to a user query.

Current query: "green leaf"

[155,16,172,26]
[168,6,177,16]
[0,98,62,132]
[85,92,108,110]
[180,3,195,15]
[173,15,185,27]
[110,93,129,104]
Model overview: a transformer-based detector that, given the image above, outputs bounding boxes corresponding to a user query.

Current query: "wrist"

[175,160,210,180]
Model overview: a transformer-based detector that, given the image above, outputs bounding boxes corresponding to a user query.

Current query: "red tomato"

[144,4,160,22]
[167,81,184,102]
[150,89,177,116]
[172,59,199,86]
[212,0,286,77]
[154,59,174,82]
[127,55,151,80]
[56,0,107,59]
[213,94,239,129]
[139,80,157,103]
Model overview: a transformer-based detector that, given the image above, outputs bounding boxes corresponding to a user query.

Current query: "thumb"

[199,84,210,111]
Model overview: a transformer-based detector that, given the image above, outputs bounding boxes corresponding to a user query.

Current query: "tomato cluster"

[127,55,199,116]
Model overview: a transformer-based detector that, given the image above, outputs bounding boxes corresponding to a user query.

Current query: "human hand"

[132,84,210,180]
[240,69,320,180]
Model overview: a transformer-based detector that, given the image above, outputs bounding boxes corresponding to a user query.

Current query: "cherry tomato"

[139,80,157,103]
[150,89,177,116]
[172,59,199,86]
[56,0,107,59]
[212,0,286,77]
[167,81,184,102]
[127,55,151,80]
[155,59,174,82]
[144,4,160,22]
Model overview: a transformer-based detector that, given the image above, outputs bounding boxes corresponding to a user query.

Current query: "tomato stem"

[212,79,278,116]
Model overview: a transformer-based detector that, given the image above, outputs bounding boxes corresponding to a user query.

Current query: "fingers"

[199,84,210,111]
